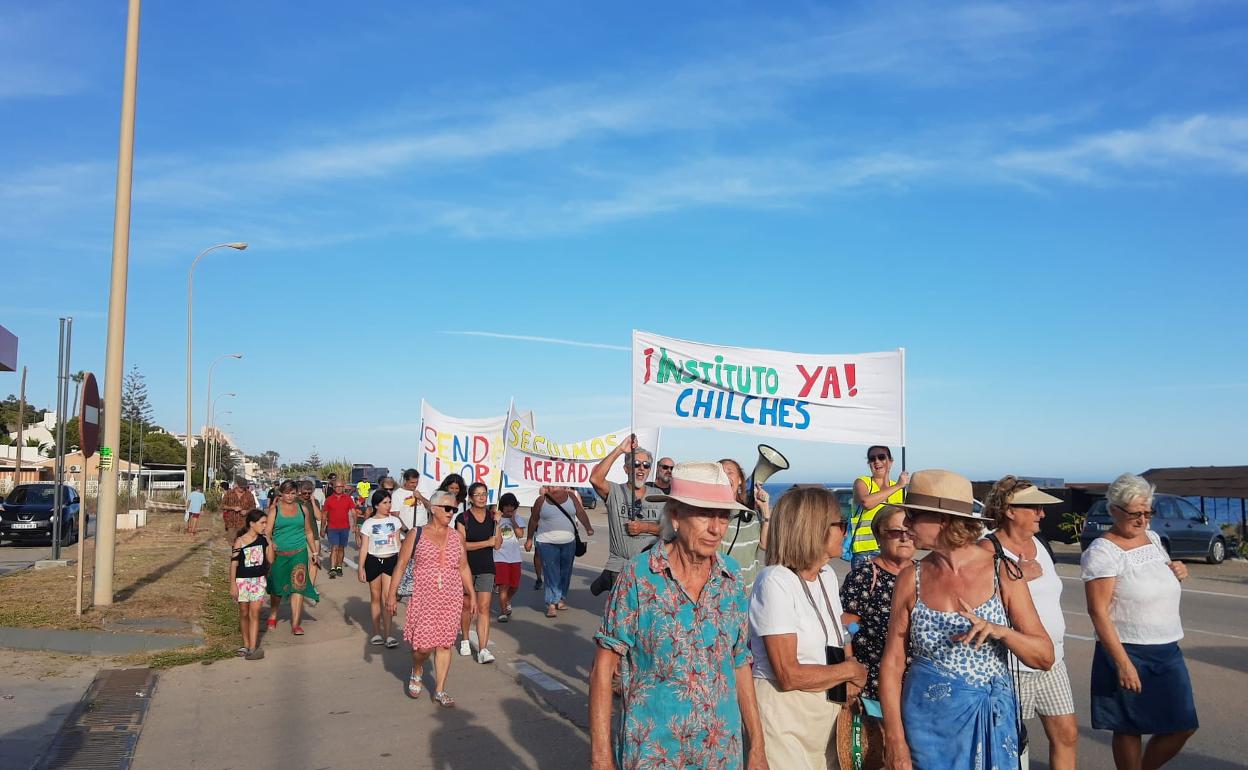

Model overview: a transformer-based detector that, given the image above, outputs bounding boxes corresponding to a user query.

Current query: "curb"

[0,626,203,656]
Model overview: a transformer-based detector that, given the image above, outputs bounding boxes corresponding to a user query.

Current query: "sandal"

[406,672,424,699]
[432,690,455,708]
[545,605,557,618]
[291,626,305,636]
[236,646,250,657]
[556,600,568,610]
[385,637,399,649]
[369,634,384,646]
[266,618,277,630]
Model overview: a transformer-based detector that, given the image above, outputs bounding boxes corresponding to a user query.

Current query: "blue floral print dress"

[595,544,751,770]
[901,562,1020,770]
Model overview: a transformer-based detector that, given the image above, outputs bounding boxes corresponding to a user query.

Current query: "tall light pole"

[203,392,235,490]
[184,243,247,501]
[209,411,231,485]
[201,352,241,487]
[95,0,141,606]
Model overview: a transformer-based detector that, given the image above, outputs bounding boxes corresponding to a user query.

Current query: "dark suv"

[0,483,82,545]
[1079,494,1227,564]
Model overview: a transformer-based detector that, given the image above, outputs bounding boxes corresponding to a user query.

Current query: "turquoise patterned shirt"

[595,544,751,770]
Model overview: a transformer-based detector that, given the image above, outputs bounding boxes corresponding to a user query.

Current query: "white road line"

[513,660,572,693]
[1061,610,1248,641]
[343,556,358,570]
[1065,633,1096,641]
[1058,574,1248,600]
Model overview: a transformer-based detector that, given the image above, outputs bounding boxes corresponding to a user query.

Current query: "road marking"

[1061,610,1248,642]
[344,557,358,570]
[1065,633,1096,641]
[513,660,572,693]
[1058,574,1248,600]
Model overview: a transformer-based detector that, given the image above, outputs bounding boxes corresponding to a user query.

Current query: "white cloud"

[440,331,629,351]
[994,114,1248,181]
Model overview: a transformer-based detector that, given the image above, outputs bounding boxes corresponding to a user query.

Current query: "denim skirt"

[1091,641,1199,735]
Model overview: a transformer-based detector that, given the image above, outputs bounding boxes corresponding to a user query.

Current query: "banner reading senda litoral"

[417,400,536,504]
[502,403,662,487]
[631,331,904,446]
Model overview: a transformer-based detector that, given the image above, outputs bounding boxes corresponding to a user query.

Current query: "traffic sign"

[79,372,101,458]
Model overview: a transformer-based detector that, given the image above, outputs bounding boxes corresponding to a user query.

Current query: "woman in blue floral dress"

[590,461,769,770]
[879,470,1054,770]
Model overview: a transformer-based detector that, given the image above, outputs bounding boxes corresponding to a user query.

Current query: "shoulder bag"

[547,494,587,557]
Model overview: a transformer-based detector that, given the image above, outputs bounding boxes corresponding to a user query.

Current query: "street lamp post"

[94,0,141,606]
[209,411,232,485]
[185,243,247,502]
[203,393,235,490]
[201,353,241,488]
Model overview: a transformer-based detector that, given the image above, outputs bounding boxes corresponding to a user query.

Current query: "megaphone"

[745,443,789,519]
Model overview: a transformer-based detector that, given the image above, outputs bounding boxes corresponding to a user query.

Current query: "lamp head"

[225,242,248,250]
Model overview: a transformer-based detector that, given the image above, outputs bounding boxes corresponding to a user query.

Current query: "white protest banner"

[502,403,662,487]
[632,330,904,446]
[417,400,536,504]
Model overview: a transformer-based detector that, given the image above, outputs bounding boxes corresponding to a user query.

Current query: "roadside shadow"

[1,701,84,770]
[1077,726,1242,769]
[1181,644,1248,675]
[426,696,536,770]
[114,540,209,602]
[501,696,589,768]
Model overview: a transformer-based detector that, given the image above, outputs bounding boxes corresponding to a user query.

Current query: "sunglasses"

[1112,505,1153,519]
[880,528,913,540]
[435,505,458,513]
[830,521,849,532]
[631,462,652,470]
[658,464,674,471]
[868,454,889,463]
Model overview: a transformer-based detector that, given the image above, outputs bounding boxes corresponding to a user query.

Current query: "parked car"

[1079,494,1226,564]
[0,483,83,546]
[576,487,598,509]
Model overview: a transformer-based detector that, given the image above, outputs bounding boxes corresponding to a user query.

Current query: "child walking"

[358,490,404,648]
[231,508,273,661]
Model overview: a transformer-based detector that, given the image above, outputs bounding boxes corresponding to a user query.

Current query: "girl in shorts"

[359,490,403,648]
[231,509,274,661]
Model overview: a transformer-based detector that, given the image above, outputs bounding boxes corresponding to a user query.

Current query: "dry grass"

[0,512,240,665]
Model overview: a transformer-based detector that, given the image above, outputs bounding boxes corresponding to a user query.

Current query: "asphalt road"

[492,516,1248,770]
[0,517,94,575]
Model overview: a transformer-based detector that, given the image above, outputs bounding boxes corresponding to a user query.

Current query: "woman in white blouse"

[749,486,868,769]
[1082,473,1197,770]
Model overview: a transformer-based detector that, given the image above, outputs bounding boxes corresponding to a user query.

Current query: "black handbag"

[547,495,587,557]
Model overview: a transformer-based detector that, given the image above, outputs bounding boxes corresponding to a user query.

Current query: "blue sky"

[2,1,1246,482]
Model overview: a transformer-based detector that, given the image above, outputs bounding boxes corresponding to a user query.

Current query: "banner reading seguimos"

[503,402,661,487]
[631,330,904,446]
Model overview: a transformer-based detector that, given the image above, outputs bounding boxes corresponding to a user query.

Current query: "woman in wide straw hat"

[878,470,1054,770]
[590,462,769,770]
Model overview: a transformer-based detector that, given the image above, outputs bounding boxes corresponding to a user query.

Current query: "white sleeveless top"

[1080,529,1183,645]
[534,497,577,545]
[993,534,1065,670]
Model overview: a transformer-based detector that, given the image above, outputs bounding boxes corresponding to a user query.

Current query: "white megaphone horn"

[745,443,789,518]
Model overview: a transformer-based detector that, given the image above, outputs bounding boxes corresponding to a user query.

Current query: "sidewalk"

[130,550,591,770]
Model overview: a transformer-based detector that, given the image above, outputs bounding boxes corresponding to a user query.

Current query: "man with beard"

[589,435,664,596]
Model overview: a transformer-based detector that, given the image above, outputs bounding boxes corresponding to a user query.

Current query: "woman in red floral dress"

[386,490,473,707]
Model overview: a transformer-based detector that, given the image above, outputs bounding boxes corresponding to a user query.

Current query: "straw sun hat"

[896,469,990,521]
[644,462,752,513]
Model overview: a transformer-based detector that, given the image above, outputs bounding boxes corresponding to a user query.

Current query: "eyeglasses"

[868,454,889,463]
[435,505,458,513]
[658,464,674,471]
[880,528,913,540]
[1112,505,1153,519]
[631,462,652,470]
[830,521,849,532]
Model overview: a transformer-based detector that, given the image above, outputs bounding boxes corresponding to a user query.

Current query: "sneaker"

[458,640,472,656]
[245,647,265,661]
[477,648,495,664]
[498,611,510,623]
[533,578,543,590]
[328,570,337,579]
